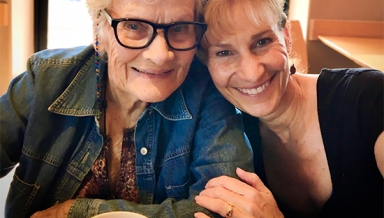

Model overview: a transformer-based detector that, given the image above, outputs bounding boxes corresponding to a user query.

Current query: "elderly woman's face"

[205,4,291,118]
[103,0,196,103]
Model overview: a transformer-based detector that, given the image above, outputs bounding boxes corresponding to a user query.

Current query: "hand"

[30,200,75,218]
[194,168,283,218]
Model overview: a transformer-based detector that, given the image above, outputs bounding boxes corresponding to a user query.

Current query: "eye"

[128,24,139,30]
[257,38,271,47]
[122,21,146,31]
[172,25,185,33]
[216,50,231,57]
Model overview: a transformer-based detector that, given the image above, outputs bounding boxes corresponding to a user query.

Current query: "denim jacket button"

[140,147,148,155]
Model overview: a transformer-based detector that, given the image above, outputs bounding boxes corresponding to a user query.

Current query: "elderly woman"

[0,0,254,217]
[194,0,384,217]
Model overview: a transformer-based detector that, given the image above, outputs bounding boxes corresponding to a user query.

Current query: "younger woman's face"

[206,4,291,118]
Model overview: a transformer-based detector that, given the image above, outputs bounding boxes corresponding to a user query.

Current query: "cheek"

[208,60,231,87]
[108,41,140,68]
[275,56,290,95]
[274,53,289,70]
[265,47,289,78]
[174,51,195,81]
[179,50,195,68]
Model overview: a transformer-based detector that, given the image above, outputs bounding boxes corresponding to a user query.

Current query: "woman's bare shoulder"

[293,73,319,96]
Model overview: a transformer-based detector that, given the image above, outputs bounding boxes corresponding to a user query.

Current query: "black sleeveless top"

[243,68,384,218]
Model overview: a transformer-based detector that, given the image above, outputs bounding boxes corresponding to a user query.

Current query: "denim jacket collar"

[47,53,192,121]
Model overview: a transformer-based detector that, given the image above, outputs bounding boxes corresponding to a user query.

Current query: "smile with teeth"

[238,80,270,95]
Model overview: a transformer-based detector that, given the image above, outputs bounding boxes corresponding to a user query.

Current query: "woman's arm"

[374,131,384,177]
[0,69,34,177]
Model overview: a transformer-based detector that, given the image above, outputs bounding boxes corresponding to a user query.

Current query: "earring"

[95,15,102,120]
[290,64,296,75]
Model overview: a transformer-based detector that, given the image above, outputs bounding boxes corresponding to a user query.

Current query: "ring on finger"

[226,203,234,217]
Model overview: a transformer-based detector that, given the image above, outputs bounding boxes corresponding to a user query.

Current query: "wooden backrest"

[289,20,308,74]
[308,19,384,40]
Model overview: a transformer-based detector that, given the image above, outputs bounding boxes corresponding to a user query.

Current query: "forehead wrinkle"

[208,20,275,48]
[108,1,138,18]
[110,0,194,22]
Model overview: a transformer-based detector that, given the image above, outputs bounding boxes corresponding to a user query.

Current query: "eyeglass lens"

[116,21,204,50]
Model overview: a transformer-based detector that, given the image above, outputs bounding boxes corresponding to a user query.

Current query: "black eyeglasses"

[102,10,207,51]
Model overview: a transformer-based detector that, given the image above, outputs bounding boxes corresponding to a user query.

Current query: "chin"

[139,91,175,103]
[239,102,274,118]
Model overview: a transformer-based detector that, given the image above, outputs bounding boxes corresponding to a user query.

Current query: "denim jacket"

[0,45,253,218]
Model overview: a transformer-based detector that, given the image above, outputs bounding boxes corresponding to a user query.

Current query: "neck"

[107,79,141,110]
[105,80,147,131]
[259,75,306,143]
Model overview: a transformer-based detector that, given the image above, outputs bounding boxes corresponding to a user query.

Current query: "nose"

[236,52,265,82]
[142,30,174,65]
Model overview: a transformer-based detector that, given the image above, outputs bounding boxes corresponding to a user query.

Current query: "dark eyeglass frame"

[102,10,207,51]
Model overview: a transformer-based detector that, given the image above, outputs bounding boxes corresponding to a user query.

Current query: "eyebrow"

[250,29,274,41]
[211,28,273,47]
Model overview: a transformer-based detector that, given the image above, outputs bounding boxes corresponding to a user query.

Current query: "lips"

[132,67,172,75]
[237,79,271,95]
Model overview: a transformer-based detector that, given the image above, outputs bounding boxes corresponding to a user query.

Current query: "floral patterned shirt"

[74,128,139,203]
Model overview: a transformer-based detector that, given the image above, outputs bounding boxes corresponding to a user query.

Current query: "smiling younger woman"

[194,0,384,217]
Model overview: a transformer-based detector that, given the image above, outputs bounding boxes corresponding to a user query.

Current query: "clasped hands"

[29,168,282,218]
[194,168,284,218]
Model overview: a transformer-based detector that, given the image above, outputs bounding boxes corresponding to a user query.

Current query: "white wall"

[0,0,34,95]
[0,168,15,217]
[12,0,34,77]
